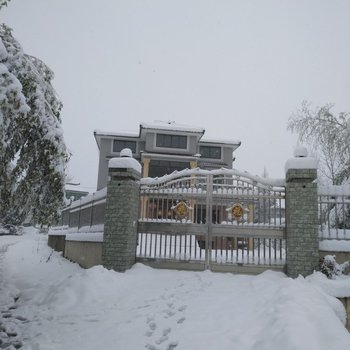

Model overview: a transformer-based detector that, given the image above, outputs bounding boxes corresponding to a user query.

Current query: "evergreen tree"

[0,24,69,231]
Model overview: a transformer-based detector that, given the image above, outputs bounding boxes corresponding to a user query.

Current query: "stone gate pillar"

[102,149,141,272]
[285,148,318,278]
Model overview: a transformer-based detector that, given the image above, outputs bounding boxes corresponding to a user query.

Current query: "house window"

[149,160,190,178]
[156,134,187,149]
[113,140,137,153]
[200,146,221,159]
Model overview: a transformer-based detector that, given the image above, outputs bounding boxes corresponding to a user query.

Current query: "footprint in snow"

[164,309,176,318]
[148,321,157,331]
[145,343,161,350]
[156,335,168,345]
[156,327,171,344]
[177,305,186,312]
[166,341,178,350]
[177,317,186,324]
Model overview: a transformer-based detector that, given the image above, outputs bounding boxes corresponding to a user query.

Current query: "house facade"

[94,121,241,190]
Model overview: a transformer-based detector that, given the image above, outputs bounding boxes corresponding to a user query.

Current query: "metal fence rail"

[318,185,350,240]
[137,232,285,265]
[138,168,286,272]
[60,188,107,228]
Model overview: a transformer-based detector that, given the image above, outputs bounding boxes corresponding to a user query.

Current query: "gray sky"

[2,0,350,191]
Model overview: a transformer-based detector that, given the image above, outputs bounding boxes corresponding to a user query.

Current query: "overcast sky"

[2,0,350,191]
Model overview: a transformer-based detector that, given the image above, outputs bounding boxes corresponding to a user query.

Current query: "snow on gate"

[137,168,286,273]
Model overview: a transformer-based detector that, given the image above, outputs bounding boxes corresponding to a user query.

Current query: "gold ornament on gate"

[231,203,244,220]
[172,201,189,219]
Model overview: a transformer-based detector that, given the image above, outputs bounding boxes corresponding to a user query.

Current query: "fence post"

[102,150,141,272]
[285,148,318,277]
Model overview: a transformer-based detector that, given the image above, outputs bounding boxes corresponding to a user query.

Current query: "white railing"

[318,184,350,240]
[140,168,285,227]
[138,168,286,269]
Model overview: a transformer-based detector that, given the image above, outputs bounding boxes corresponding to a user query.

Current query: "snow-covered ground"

[1,228,350,350]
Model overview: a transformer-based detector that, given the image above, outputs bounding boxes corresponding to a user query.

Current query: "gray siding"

[145,132,155,152]
[223,147,233,168]
[188,135,198,154]
[97,138,112,190]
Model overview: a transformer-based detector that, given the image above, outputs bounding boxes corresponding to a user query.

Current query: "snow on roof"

[94,129,139,138]
[140,121,205,134]
[200,138,241,146]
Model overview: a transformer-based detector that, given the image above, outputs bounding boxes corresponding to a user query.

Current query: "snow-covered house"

[94,121,241,190]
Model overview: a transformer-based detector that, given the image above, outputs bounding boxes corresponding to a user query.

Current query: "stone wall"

[102,166,140,272]
[64,241,102,269]
[286,168,319,277]
[48,234,66,253]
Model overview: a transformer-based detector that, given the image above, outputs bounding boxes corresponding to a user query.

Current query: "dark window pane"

[149,160,189,177]
[200,146,221,159]
[113,140,137,153]
[156,134,187,149]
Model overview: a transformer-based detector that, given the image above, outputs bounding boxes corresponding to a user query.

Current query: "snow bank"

[306,272,350,298]
[1,229,350,350]
[48,225,104,242]
[320,240,350,252]
[65,232,103,242]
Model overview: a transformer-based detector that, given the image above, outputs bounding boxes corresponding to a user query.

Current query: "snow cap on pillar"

[108,148,141,174]
[285,145,318,173]
[293,145,308,158]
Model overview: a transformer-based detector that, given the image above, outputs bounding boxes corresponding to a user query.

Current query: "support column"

[190,160,198,169]
[102,153,141,272]
[142,157,150,178]
[285,150,318,278]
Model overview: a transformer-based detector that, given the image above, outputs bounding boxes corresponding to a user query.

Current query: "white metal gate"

[137,168,286,274]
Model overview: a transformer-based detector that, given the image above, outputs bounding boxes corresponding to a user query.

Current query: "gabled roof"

[140,121,205,134]
[94,129,139,149]
[94,122,241,151]
[200,138,241,146]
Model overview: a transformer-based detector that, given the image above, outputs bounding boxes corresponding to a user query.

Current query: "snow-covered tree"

[0,24,69,231]
[319,255,350,279]
[0,0,11,11]
[288,101,350,185]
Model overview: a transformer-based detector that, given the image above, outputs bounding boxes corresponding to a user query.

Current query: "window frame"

[155,133,188,150]
[148,159,190,178]
[199,145,222,159]
[112,139,137,153]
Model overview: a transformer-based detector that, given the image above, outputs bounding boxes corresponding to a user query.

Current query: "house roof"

[94,122,241,150]
[200,138,241,146]
[140,121,205,134]
[94,130,139,149]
